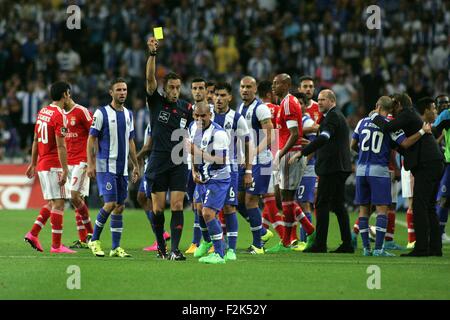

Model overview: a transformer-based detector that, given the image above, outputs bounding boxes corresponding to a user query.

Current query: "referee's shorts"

[146,163,188,193]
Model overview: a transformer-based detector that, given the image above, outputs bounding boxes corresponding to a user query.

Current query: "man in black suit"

[370,93,444,256]
[291,89,353,253]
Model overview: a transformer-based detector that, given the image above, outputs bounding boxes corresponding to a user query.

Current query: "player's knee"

[137,192,147,207]
[103,202,117,213]
[114,205,124,215]
[223,205,236,214]
[170,199,184,211]
[52,199,65,211]
[71,192,83,208]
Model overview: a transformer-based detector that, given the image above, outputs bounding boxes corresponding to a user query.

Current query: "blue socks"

[300,212,312,242]
[145,210,156,233]
[437,205,448,235]
[192,209,202,246]
[247,207,262,248]
[206,219,224,257]
[225,212,238,251]
[359,217,370,249]
[92,208,111,241]
[198,214,211,242]
[110,214,123,250]
[375,214,388,250]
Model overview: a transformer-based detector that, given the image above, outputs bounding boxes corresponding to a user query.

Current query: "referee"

[145,36,193,261]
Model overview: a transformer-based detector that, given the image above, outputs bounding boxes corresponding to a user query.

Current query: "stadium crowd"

[0,0,449,161]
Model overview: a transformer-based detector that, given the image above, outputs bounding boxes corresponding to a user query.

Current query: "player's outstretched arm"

[399,122,431,149]
[146,37,158,96]
[87,135,97,179]
[55,135,69,186]
[26,133,39,179]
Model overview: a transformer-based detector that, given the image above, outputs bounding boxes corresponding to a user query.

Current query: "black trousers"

[315,172,351,249]
[411,160,444,253]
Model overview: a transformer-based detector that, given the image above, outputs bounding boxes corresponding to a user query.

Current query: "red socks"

[293,203,315,235]
[406,208,416,243]
[385,209,396,241]
[31,205,51,237]
[51,209,64,249]
[263,197,284,239]
[75,202,93,234]
[75,214,88,242]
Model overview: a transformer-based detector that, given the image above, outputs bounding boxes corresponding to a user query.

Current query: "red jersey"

[35,104,67,171]
[277,94,303,151]
[266,102,280,157]
[306,99,323,124]
[64,104,93,165]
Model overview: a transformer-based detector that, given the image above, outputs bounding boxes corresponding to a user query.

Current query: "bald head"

[376,96,393,114]
[240,76,257,105]
[272,73,292,98]
[317,89,336,113]
[194,101,212,129]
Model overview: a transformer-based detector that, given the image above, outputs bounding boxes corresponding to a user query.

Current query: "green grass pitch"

[0,209,449,300]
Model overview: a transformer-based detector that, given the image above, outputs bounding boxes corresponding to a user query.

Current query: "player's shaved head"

[376,96,393,113]
[241,76,256,86]
[240,76,257,105]
[195,101,210,114]
[272,73,292,98]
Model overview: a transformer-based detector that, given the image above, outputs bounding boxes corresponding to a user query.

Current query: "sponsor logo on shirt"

[180,118,187,128]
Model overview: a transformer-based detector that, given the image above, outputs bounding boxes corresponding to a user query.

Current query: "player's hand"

[300,137,310,146]
[25,164,35,179]
[131,166,140,183]
[422,122,432,134]
[59,169,68,186]
[147,37,159,54]
[273,152,280,171]
[193,171,204,184]
[288,152,302,165]
[243,171,252,189]
[87,164,96,179]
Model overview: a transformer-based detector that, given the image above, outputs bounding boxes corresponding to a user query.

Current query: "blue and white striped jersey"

[89,105,135,176]
[189,121,230,182]
[302,114,317,178]
[212,108,249,171]
[237,98,272,165]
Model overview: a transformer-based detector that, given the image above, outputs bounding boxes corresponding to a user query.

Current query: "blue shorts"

[97,172,128,205]
[437,164,450,200]
[296,176,316,203]
[355,176,391,206]
[195,178,230,212]
[238,162,272,195]
[225,171,239,206]
[138,178,151,198]
[186,170,196,202]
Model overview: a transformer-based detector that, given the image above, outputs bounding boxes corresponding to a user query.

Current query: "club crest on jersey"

[225,122,232,129]
[246,113,251,120]
[159,111,170,123]
[70,117,76,126]
[106,182,112,191]
[180,118,187,128]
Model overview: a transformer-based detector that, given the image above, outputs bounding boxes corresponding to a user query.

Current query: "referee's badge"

[180,118,187,128]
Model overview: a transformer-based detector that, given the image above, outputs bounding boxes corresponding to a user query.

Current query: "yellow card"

[153,27,164,40]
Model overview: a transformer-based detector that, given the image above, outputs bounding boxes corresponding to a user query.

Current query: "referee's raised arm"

[146,36,158,97]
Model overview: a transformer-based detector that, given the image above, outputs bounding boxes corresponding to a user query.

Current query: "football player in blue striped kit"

[188,102,231,264]
[87,78,140,258]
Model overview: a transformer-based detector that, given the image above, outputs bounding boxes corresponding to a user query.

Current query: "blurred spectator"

[56,41,81,72]
[247,47,272,82]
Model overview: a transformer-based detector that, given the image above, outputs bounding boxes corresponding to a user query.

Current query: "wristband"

[245,170,252,174]
[149,51,157,56]
[419,129,425,136]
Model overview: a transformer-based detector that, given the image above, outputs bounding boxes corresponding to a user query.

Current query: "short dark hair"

[435,94,449,103]
[191,78,206,87]
[416,97,435,115]
[294,92,308,105]
[110,77,127,89]
[214,82,232,94]
[163,72,181,88]
[50,81,71,101]
[299,75,314,85]
[257,80,272,98]
[206,81,215,88]
[392,93,413,109]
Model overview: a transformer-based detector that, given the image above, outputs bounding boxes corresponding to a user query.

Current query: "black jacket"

[371,107,443,170]
[302,107,352,175]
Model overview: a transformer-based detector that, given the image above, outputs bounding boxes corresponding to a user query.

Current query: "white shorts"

[279,151,306,191]
[267,170,279,194]
[67,162,90,197]
[38,168,70,200]
[401,167,414,198]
